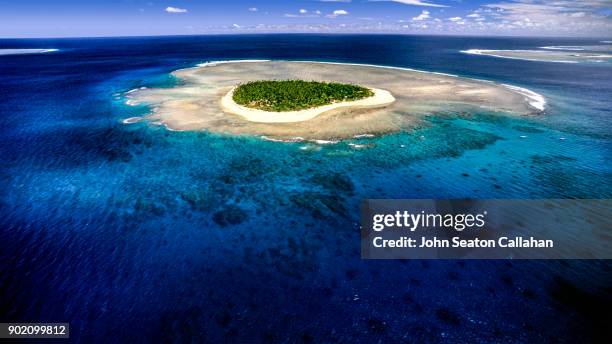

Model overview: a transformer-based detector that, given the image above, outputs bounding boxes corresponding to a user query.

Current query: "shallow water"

[130,60,538,138]
[1,35,611,343]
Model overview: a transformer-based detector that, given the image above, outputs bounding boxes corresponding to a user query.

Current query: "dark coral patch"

[212,205,248,227]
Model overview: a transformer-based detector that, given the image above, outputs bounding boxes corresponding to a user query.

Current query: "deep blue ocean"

[1,34,611,343]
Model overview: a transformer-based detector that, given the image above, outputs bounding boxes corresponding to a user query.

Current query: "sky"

[1,0,611,38]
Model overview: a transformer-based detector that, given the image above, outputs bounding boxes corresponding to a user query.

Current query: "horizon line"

[2,32,611,40]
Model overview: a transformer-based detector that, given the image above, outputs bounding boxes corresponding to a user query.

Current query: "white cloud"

[483,0,612,36]
[412,10,430,21]
[326,9,349,18]
[172,0,612,37]
[248,7,258,12]
[448,17,465,25]
[285,9,323,18]
[334,10,349,15]
[232,24,241,29]
[165,6,187,13]
[569,12,585,18]
[370,0,448,8]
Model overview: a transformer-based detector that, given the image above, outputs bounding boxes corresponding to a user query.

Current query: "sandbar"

[125,60,544,140]
[462,49,612,63]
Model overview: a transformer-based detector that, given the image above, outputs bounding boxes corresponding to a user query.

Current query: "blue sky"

[1,0,610,38]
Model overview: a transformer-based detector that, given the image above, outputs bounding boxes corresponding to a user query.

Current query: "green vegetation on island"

[232,80,374,112]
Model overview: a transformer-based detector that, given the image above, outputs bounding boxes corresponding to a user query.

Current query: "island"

[124,60,545,141]
[233,80,374,112]
[222,80,395,123]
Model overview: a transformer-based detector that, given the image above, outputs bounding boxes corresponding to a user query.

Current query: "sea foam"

[197,59,270,67]
[293,60,460,78]
[540,46,585,51]
[261,136,304,143]
[501,84,546,111]
[311,139,339,145]
[460,49,577,64]
[122,117,143,124]
[0,49,58,56]
[125,87,147,94]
